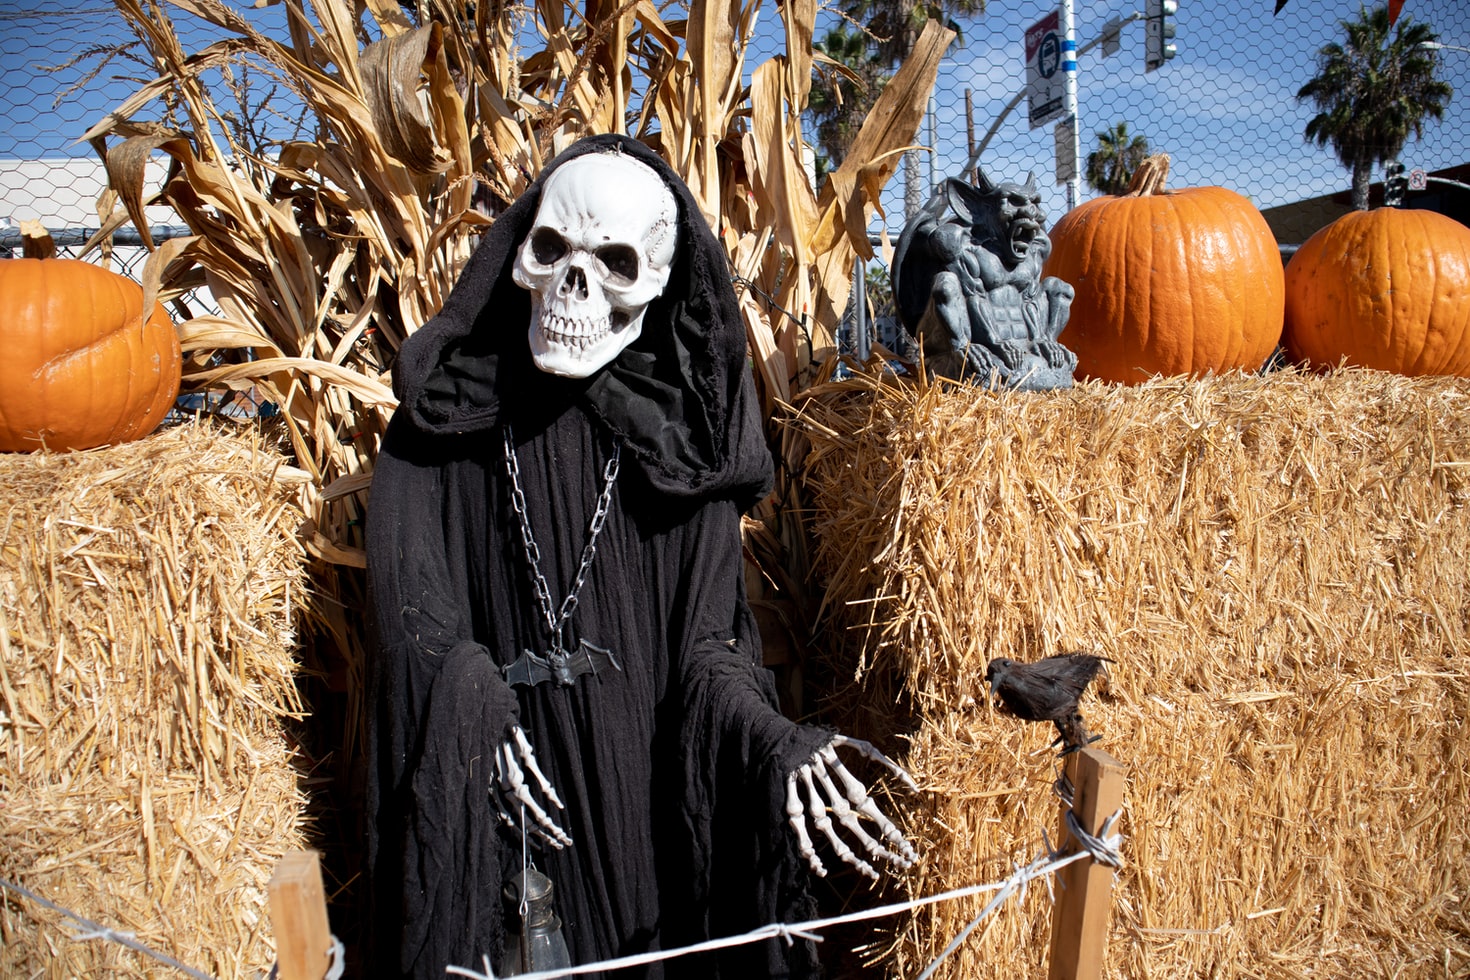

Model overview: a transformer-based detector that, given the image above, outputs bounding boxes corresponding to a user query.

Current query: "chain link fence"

[2,0,1467,274]
[936,0,1470,235]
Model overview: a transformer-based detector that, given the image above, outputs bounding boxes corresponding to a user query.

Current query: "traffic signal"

[1384,161,1408,207]
[1145,0,1178,72]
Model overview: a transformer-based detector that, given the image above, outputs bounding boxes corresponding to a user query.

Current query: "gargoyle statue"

[892,169,1077,390]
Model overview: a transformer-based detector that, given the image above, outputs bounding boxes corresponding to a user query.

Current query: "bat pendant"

[503,638,622,688]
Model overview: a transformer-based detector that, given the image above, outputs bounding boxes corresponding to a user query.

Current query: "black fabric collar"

[391,134,772,509]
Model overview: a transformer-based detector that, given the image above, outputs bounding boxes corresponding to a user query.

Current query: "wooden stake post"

[268,850,333,980]
[1047,747,1126,980]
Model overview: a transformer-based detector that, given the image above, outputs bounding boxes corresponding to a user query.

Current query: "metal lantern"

[498,867,572,977]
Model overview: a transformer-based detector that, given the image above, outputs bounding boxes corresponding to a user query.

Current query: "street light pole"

[970,89,1027,171]
[1060,0,1081,211]
[1417,40,1470,55]
[1400,41,1470,197]
[963,12,1142,181]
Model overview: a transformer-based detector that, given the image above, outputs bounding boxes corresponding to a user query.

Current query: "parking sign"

[1027,10,1064,129]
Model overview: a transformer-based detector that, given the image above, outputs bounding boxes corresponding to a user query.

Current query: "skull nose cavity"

[512,151,678,376]
[560,265,590,300]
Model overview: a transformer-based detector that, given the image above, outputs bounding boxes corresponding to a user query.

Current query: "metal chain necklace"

[501,425,623,687]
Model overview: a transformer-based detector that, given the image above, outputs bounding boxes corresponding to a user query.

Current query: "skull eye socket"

[596,244,640,284]
[530,227,569,266]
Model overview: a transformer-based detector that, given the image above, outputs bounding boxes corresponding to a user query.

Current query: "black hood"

[390,133,772,509]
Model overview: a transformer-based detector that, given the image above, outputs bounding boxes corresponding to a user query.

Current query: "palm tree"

[833,0,986,216]
[1085,122,1150,196]
[856,0,970,67]
[807,23,888,178]
[1296,4,1452,210]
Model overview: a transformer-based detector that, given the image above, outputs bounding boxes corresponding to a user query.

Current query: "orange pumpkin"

[1283,207,1470,376]
[0,258,182,452]
[1044,154,1284,384]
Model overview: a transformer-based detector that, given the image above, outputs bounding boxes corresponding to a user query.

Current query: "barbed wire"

[3,794,1125,980]
[731,271,813,339]
[2,875,357,980]
[0,877,217,980]
[446,806,1125,980]
[261,935,348,980]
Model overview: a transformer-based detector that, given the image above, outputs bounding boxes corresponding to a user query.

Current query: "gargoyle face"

[988,177,1047,267]
[955,171,1050,269]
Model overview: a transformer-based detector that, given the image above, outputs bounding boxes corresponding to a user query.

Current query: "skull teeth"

[541,312,612,351]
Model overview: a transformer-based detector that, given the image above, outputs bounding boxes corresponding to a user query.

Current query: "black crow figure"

[984,653,1111,754]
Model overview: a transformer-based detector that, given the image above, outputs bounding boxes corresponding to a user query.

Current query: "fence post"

[1047,747,1125,980]
[268,849,333,980]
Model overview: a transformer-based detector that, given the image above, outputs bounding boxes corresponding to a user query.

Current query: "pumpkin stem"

[20,219,56,260]
[1125,153,1171,197]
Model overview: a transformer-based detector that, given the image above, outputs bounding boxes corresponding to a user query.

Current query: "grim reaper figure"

[365,134,916,979]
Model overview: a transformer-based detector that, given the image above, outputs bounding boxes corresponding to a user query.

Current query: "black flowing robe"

[364,135,828,979]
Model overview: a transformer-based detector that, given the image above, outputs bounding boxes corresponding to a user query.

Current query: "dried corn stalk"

[86,0,953,569]
[78,0,951,763]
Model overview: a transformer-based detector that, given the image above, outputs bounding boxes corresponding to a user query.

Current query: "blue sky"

[0,1,304,161]
[3,0,1467,230]
[890,0,1470,223]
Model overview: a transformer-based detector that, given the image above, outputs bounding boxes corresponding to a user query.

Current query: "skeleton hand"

[785,735,920,881]
[492,725,573,849]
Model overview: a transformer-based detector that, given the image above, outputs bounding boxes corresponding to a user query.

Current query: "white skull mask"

[512,152,679,377]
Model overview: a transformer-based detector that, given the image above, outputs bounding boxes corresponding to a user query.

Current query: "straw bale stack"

[788,368,1470,978]
[0,422,311,978]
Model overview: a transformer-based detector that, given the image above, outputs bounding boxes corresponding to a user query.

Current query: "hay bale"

[789,368,1470,978]
[0,422,311,978]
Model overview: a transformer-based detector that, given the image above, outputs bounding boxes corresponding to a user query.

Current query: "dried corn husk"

[83,1,954,758]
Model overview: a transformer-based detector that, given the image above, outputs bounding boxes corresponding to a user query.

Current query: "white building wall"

[0,155,176,232]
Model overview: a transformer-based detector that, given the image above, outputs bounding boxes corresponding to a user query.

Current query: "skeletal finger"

[500,732,571,846]
[491,786,518,828]
[494,791,570,849]
[511,725,565,810]
[492,752,518,826]
[822,745,918,866]
[803,763,876,880]
[499,743,573,848]
[786,769,826,877]
[811,753,904,867]
[490,754,537,838]
[830,735,920,792]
